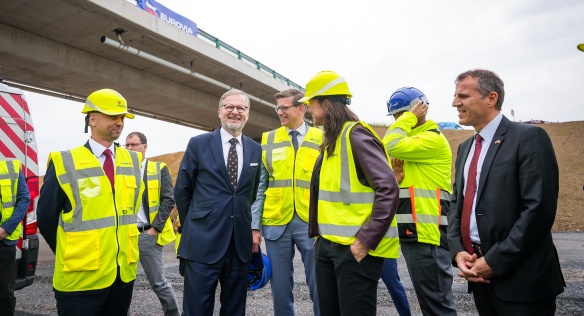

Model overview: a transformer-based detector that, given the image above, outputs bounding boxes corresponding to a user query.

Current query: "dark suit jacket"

[448,116,565,302]
[175,128,261,264]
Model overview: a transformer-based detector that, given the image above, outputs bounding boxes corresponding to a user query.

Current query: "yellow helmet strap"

[84,113,91,133]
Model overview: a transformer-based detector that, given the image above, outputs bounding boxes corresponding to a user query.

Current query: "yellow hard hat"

[81,89,135,119]
[298,70,352,105]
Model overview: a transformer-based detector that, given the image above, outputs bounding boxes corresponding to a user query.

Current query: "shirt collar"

[286,122,307,136]
[477,113,503,143]
[220,127,242,145]
[88,138,116,158]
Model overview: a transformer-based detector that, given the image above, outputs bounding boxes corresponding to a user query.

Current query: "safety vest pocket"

[127,226,140,263]
[121,175,138,210]
[272,147,287,161]
[63,230,100,272]
[78,177,102,199]
[147,180,159,206]
[0,179,12,202]
[263,187,283,220]
[302,150,320,171]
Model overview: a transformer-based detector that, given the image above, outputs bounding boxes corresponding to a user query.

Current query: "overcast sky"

[25,0,584,174]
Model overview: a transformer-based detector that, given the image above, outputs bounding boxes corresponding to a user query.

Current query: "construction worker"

[383,87,456,315]
[303,70,400,315]
[38,89,144,316]
[125,132,179,316]
[251,88,321,315]
[0,158,30,316]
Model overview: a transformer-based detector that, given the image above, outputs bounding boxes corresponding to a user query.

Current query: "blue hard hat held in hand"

[248,247,272,291]
[387,87,429,116]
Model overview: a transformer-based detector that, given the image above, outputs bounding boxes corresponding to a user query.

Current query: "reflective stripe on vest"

[384,128,407,149]
[396,214,448,225]
[396,188,449,225]
[399,188,451,200]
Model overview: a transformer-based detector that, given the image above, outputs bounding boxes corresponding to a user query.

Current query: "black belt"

[472,243,485,258]
[137,225,152,233]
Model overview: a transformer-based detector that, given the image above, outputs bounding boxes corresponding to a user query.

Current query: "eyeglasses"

[124,143,143,148]
[222,104,248,113]
[275,105,299,113]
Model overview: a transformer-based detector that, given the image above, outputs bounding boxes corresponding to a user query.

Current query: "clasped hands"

[455,251,495,283]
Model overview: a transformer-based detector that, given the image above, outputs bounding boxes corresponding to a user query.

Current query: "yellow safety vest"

[383,113,452,247]
[49,146,144,292]
[0,159,23,241]
[261,126,322,225]
[145,161,176,246]
[318,121,399,258]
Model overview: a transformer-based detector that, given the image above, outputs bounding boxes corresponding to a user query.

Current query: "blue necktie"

[290,131,299,153]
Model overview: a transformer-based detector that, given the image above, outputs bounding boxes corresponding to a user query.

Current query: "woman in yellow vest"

[302,71,401,315]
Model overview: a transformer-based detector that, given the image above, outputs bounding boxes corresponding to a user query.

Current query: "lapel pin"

[494,139,501,144]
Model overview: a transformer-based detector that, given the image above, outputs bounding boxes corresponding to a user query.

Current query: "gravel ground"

[15,232,584,315]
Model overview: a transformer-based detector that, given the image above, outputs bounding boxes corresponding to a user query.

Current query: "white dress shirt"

[463,113,503,244]
[88,137,116,166]
[136,159,149,227]
[286,122,308,145]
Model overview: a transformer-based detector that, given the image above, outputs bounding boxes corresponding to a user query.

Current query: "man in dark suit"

[448,69,565,315]
[175,89,262,316]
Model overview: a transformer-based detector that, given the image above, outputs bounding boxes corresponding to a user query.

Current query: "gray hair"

[218,89,250,108]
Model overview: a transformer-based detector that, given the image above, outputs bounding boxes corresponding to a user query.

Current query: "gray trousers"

[138,232,180,316]
[264,214,320,316]
[401,242,457,316]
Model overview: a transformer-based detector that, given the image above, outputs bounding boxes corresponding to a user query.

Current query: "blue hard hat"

[248,248,272,291]
[387,87,429,115]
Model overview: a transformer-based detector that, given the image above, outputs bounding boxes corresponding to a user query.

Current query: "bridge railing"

[197,29,304,92]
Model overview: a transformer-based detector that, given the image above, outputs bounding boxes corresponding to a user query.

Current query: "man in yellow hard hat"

[38,88,144,316]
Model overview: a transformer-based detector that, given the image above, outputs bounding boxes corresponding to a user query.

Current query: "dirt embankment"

[152,121,584,232]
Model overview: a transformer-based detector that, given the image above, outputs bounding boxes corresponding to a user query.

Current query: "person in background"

[379,157,411,316]
[125,131,180,316]
[383,87,455,315]
[251,88,321,316]
[449,69,565,315]
[174,89,262,316]
[303,70,400,315]
[0,158,30,316]
[38,88,144,316]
